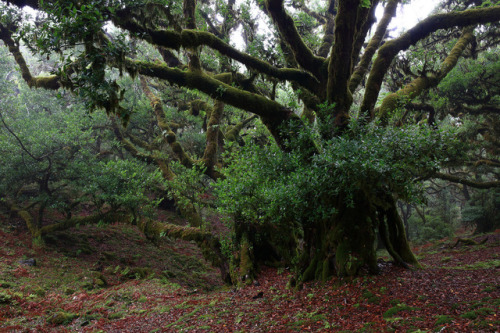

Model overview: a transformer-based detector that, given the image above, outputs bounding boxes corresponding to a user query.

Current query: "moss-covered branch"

[5,201,40,238]
[471,159,500,168]
[139,76,195,168]
[377,27,474,121]
[433,172,500,189]
[137,218,230,283]
[361,5,500,117]
[351,1,379,71]
[349,0,399,93]
[316,0,336,58]
[0,23,60,89]
[39,212,129,235]
[112,16,319,91]
[265,0,326,78]
[202,100,224,178]
[225,115,258,142]
[326,0,363,128]
[130,59,293,134]
[110,118,160,164]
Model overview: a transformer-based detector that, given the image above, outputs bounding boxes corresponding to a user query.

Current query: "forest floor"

[0,214,499,332]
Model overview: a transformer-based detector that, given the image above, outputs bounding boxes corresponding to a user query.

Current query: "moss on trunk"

[137,218,231,283]
[291,191,418,286]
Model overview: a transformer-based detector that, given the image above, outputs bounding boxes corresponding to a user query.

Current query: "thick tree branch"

[139,76,195,168]
[110,118,161,165]
[112,17,319,91]
[225,115,258,142]
[316,0,336,58]
[326,0,363,128]
[361,5,500,117]
[183,0,201,70]
[265,0,326,78]
[130,60,292,121]
[40,212,128,235]
[351,1,379,70]
[433,172,500,189]
[202,99,224,178]
[137,217,230,283]
[0,23,60,89]
[349,0,399,93]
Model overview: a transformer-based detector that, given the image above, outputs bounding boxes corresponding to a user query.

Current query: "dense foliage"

[0,46,164,237]
[217,121,463,229]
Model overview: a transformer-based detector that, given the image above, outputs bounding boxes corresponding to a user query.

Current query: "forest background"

[0,0,499,330]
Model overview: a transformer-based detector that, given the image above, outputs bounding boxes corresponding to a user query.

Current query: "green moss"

[46,311,78,325]
[362,290,381,304]
[389,298,401,306]
[383,304,418,318]
[33,286,46,297]
[301,257,318,283]
[321,258,331,281]
[434,314,453,325]
[238,236,254,285]
[0,291,12,304]
[108,311,126,320]
[32,75,60,89]
[460,307,494,320]
[120,267,153,280]
[64,288,75,295]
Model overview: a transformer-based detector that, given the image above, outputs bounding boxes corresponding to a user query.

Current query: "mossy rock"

[46,311,78,325]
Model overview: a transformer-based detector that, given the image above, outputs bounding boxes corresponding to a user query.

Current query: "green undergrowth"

[449,259,500,270]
